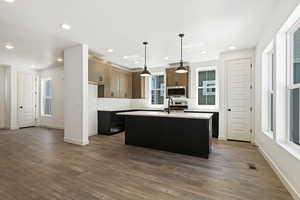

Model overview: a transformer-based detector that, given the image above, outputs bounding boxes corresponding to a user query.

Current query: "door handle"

[19,105,23,109]
[227,108,231,111]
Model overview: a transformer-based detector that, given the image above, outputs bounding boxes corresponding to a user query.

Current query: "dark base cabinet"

[98,109,164,135]
[124,116,212,158]
[184,111,219,138]
[98,111,127,135]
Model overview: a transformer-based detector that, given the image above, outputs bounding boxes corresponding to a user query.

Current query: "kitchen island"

[118,111,213,158]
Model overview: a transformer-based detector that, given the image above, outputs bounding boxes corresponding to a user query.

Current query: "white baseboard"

[89,131,98,137]
[258,145,300,200]
[218,136,227,140]
[10,127,19,130]
[64,137,89,146]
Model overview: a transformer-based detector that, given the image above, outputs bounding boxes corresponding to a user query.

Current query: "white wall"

[255,1,300,199]
[0,67,5,128]
[39,66,64,129]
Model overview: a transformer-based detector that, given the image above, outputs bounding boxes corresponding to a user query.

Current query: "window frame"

[196,66,218,110]
[262,41,276,139]
[41,78,53,117]
[148,73,165,106]
[287,21,300,148]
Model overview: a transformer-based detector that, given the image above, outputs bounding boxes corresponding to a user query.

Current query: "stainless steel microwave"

[167,86,186,97]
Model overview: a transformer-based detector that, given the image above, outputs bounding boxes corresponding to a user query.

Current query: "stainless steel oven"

[167,86,186,97]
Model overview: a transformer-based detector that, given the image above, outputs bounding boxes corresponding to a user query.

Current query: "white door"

[226,58,252,142]
[18,72,37,128]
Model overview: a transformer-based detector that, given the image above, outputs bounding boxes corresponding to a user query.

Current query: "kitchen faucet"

[167,97,174,114]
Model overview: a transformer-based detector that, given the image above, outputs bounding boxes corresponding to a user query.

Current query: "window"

[288,26,300,146]
[268,50,275,133]
[150,74,164,105]
[198,69,216,105]
[262,41,275,136]
[41,79,53,116]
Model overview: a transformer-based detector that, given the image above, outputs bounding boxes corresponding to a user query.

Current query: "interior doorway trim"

[225,57,255,143]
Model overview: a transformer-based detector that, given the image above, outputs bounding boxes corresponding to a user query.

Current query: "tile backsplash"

[97,98,132,111]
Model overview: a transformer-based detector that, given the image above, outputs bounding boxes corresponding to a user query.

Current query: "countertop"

[117,111,213,119]
[98,108,219,112]
[98,108,164,112]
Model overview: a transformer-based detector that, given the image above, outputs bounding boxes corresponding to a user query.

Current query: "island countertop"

[117,111,213,120]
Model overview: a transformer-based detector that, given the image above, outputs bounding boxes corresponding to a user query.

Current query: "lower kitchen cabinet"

[184,111,219,138]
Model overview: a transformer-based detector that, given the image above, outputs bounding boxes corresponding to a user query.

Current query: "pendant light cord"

[179,33,184,66]
[144,43,147,68]
[180,36,183,65]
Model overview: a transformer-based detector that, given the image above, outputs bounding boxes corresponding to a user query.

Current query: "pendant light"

[140,41,151,77]
[175,33,188,73]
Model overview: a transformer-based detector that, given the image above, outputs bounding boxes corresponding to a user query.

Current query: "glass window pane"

[44,99,52,115]
[198,70,216,105]
[151,75,164,105]
[290,88,300,145]
[293,28,300,84]
[151,90,164,105]
[198,72,206,87]
[270,94,274,132]
[294,63,300,84]
[207,70,215,81]
[198,89,206,105]
[207,94,215,105]
[42,79,53,115]
[45,80,53,97]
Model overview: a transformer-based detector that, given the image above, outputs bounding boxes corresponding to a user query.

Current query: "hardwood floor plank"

[0,127,293,200]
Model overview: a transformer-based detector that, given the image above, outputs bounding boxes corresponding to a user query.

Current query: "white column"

[64,44,89,145]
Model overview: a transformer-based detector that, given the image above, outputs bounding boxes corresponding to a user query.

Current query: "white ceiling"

[0,0,278,69]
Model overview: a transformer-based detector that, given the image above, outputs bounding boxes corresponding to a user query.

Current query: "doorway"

[18,72,37,128]
[226,58,253,142]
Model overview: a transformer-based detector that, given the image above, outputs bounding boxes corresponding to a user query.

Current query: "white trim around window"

[41,78,53,117]
[262,41,275,139]
[273,8,300,160]
[287,21,300,149]
[148,72,165,106]
[196,66,218,111]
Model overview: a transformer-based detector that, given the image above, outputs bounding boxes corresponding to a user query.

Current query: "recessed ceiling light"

[164,57,169,60]
[31,65,36,68]
[229,46,236,50]
[200,50,207,54]
[135,61,139,64]
[123,56,128,59]
[60,23,72,30]
[107,48,114,53]
[4,0,15,3]
[5,44,14,50]
[57,58,63,62]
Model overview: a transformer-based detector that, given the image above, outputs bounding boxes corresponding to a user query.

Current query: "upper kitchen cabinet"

[166,66,189,97]
[132,72,145,99]
[166,66,189,87]
[88,57,133,98]
[107,67,120,98]
[119,70,132,99]
[88,58,110,97]
[89,58,110,84]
